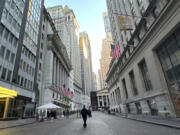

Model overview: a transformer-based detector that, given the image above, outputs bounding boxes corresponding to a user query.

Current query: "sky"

[44,0,107,74]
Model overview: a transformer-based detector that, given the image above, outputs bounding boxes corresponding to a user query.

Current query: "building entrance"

[0,100,5,118]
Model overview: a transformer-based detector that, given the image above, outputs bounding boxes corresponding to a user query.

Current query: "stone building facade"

[47,5,82,110]
[37,8,72,109]
[96,89,110,111]
[106,0,180,118]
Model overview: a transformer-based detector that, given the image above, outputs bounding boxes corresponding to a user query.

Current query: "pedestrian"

[88,107,92,118]
[81,105,89,128]
[66,109,69,119]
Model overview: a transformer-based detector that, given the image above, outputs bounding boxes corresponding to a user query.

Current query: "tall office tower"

[79,32,94,96]
[103,12,111,35]
[98,33,112,89]
[0,0,43,119]
[47,5,82,110]
[98,12,112,90]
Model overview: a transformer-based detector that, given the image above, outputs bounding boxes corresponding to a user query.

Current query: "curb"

[114,114,180,129]
[0,121,37,130]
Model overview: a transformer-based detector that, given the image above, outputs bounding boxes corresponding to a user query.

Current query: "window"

[20,77,24,86]
[122,78,128,99]
[1,68,7,79]
[41,33,44,39]
[41,43,43,49]
[26,64,29,73]
[139,59,153,91]
[6,70,12,81]
[38,73,40,81]
[42,24,45,30]
[13,38,18,47]
[5,49,10,61]
[39,63,42,70]
[7,13,13,24]
[10,53,15,64]
[40,52,42,59]
[157,28,180,84]
[28,80,30,89]
[2,9,8,19]
[23,61,26,71]
[129,71,138,96]
[9,33,13,44]
[0,46,6,58]
[17,75,20,84]
[4,29,9,40]
[24,79,27,88]
[0,24,4,37]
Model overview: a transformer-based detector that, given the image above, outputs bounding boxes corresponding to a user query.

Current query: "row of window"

[17,75,33,90]
[8,0,25,13]
[21,45,36,63]
[0,45,15,64]
[111,59,152,100]
[2,8,21,33]
[0,66,12,82]
[7,0,24,20]
[0,24,19,48]
[19,59,35,77]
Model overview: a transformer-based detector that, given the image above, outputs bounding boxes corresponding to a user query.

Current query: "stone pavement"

[0,118,36,130]
[114,112,180,129]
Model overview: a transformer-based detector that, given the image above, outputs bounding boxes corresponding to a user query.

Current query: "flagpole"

[113,12,154,20]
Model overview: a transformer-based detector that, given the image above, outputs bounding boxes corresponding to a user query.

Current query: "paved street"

[0,112,180,135]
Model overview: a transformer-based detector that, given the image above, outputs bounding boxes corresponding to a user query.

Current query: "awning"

[37,103,62,109]
[0,86,17,98]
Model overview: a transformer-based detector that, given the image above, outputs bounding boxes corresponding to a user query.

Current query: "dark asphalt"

[0,112,180,135]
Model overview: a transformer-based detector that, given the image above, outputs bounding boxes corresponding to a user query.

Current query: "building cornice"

[47,34,72,73]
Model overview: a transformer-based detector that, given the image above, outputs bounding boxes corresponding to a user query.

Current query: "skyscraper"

[0,0,44,119]
[103,12,111,35]
[98,12,112,90]
[79,32,94,96]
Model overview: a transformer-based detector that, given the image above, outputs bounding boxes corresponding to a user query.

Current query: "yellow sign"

[118,16,133,30]
[0,86,17,97]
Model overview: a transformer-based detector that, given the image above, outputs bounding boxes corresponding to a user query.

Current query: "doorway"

[0,101,5,118]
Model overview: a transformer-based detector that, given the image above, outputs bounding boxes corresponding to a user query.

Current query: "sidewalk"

[0,118,36,130]
[0,113,78,130]
[114,113,180,129]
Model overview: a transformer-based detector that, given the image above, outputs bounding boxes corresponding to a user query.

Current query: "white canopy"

[37,103,61,109]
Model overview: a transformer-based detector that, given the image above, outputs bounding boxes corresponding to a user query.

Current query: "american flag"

[61,84,67,95]
[110,44,120,59]
[67,88,71,97]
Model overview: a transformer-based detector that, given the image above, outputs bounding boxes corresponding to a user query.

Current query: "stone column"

[53,55,56,85]
[57,60,60,88]
[59,64,62,86]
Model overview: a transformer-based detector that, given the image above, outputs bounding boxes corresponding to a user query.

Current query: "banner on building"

[118,16,133,31]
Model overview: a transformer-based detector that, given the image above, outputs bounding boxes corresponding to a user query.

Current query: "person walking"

[66,109,69,119]
[81,105,89,128]
[88,107,92,118]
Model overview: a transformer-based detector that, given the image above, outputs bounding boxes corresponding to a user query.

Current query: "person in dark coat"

[81,105,89,128]
[88,107,92,118]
